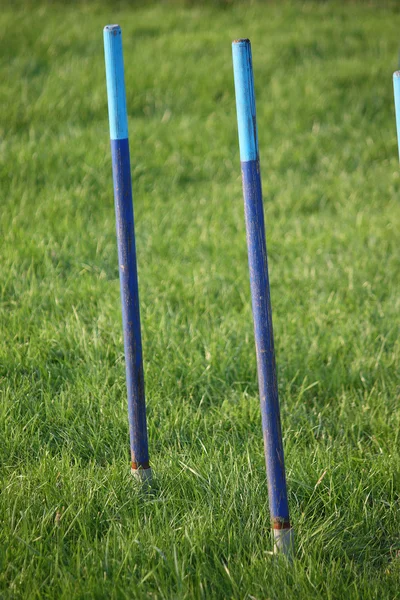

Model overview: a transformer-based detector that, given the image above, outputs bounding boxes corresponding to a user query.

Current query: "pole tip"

[394,71,400,79]
[233,38,251,45]
[104,24,121,35]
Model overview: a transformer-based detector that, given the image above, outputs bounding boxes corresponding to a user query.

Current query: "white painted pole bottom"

[273,528,294,557]
[131,467,152,484]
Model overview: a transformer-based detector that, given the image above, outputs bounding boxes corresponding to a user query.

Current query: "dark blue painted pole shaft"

[232,39,292,553]
[393,71,400,161]
[104,25,150,480]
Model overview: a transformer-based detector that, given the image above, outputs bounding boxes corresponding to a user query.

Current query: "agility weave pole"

[393,71,400,161]
[232,39,293,555]
[104,25,151,482]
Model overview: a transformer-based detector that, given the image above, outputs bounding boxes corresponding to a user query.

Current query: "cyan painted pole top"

[232,37,258,162]
[103,23,128,140]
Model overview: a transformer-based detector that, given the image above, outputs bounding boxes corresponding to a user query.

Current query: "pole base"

[273,527,294,557]
[131,466,152,484]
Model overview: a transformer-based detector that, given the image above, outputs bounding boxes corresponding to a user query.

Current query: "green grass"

[1,1,400,597]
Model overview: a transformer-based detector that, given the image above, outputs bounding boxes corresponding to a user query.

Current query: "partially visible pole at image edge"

[103,25,151,482]
[393,71,400,161]
[232,38,293,555]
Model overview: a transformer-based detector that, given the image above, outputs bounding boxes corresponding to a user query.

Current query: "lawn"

[0,1,399,598]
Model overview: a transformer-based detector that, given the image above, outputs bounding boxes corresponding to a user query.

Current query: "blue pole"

[232,39,292,554]
[104,25,151,482]
[393,71,400,161]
